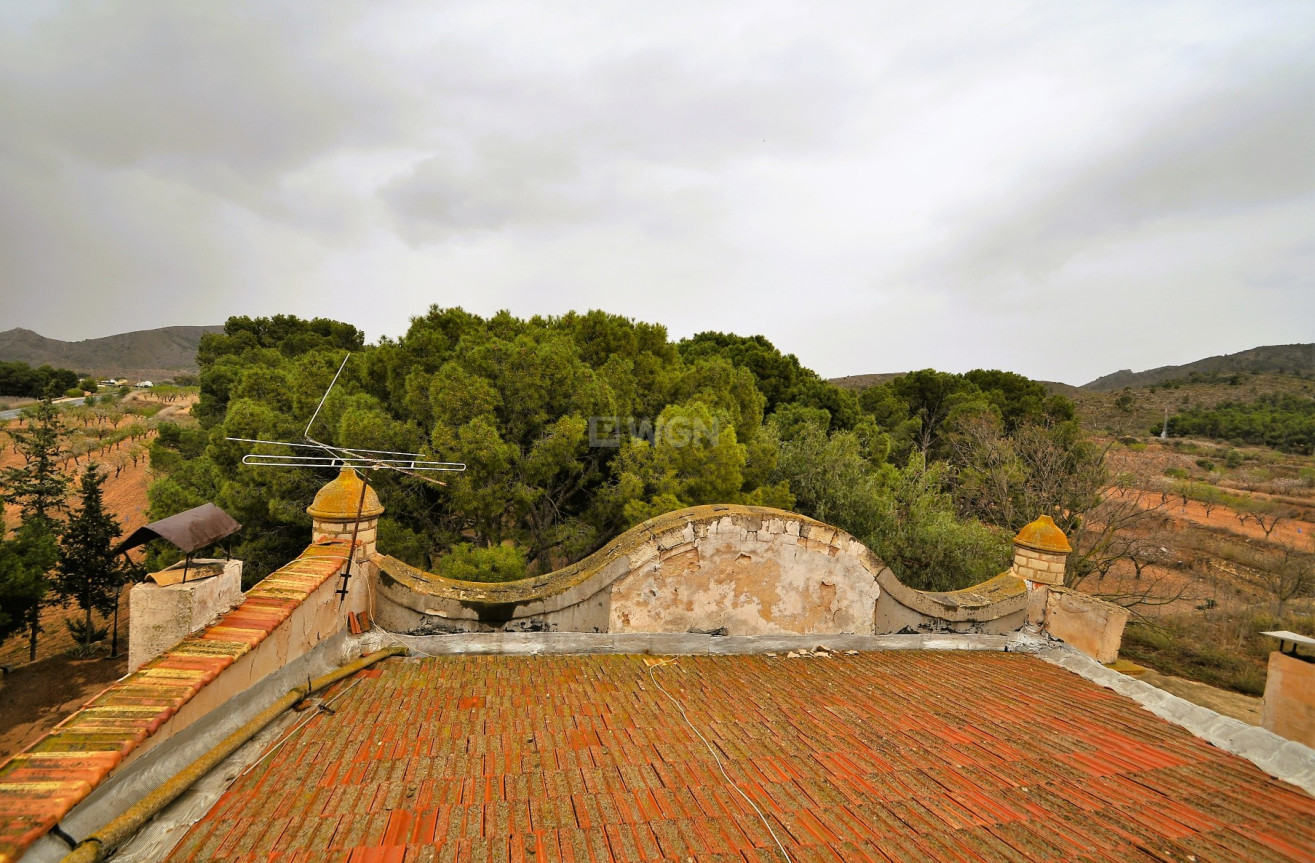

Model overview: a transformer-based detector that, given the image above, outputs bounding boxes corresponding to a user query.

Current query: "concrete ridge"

[353,629,1047,656]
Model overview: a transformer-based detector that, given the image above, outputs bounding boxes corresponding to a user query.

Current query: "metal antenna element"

[305,353,351,440]
[225,352,466,602]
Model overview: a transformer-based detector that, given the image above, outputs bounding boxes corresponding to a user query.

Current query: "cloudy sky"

[1,1,1311,385]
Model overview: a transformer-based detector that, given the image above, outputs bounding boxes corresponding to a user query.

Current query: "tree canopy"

[152,309,1082,591]
[0,362,80,399]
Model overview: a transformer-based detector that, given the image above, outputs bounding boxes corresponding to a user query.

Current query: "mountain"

[0,325,223,380]
[1078,344,1314,391]
[827,345,1313,395]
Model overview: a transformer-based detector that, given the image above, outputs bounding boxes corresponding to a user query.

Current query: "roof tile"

[155,651,1315,863]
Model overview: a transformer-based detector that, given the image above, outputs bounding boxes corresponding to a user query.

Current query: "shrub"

[65,617,107,647]
[1195,458,1214,472]
[1223,450,1244,469]
[435,543,528,583]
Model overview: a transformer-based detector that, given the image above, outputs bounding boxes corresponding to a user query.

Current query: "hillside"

[0,325,222,380]
[1080,344,1314,392]
[829,371,1080,396]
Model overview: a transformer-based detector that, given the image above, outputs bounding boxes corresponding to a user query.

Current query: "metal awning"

[114,503,242,556]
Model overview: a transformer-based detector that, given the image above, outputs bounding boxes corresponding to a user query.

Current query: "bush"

[1195,458,1214,472]
[64,387,83,399]
[434,543,528,583]
[1120,613,1315,697]
[1224,450,1244,469]
[1164,467,1190,479]
[65,617,107,647]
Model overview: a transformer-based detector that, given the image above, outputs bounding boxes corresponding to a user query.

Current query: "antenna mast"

[227,353,464,600]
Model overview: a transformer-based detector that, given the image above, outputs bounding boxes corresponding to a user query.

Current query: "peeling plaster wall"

[609,513,880,635]
[372,505,1030,638]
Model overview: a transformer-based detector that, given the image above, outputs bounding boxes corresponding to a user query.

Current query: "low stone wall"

[128,559,243,672]
[373,505,1031,638]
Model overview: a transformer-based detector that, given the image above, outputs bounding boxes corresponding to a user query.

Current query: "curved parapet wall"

[372,504,1029,636]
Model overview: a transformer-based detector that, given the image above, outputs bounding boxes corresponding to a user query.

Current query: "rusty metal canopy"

[114,503,241,555]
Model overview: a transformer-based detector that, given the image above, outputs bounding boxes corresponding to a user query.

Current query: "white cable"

[646,660,795,863]
[356,564,791,859]
[236,676,364,779]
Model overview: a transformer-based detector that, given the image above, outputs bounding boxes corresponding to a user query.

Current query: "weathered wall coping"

[375,504,1030,632]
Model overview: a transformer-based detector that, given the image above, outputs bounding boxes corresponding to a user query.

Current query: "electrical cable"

[645,659,795,863]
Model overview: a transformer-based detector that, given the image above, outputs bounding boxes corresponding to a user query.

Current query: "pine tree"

[0,518,59,652]
[0,397,69,660]
[3,398,70,521]
[56,464,126,650]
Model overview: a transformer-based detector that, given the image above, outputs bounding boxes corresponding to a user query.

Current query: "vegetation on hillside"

[0,361,80,399]
[0,388,183,662]
[1165,393,1315,454]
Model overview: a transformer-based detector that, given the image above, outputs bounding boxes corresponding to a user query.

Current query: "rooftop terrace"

[164,650,1314,863]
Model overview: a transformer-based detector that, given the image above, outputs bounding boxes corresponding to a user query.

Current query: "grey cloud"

[936,60,1315,285]
[381,138,587,239]
[9,4,396,170]
[0,1,1310,385]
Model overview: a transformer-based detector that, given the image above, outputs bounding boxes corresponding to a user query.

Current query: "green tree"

[56,464,127,650]
[3,399,70,521]
[0,518,59,653]
[0,397,69,660]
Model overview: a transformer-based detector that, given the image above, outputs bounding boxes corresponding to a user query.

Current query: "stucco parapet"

[373,504,845,620]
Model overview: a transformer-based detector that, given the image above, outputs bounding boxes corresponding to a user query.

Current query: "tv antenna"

[226,353,465,599]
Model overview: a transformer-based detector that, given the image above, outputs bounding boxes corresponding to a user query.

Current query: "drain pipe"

[58,644,407,863]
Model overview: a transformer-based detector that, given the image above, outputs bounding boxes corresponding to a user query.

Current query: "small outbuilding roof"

[113,502,242,556]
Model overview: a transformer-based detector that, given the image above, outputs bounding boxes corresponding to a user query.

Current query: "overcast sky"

[1,2,1311,385]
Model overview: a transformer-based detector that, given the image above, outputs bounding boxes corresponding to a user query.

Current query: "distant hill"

[828,371,1080,397]
[828,372,903,391]
[0,325,223,380]
[1079,344,1314,392]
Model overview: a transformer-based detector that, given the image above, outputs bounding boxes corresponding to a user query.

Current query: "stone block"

[1261,651,1315,747]
[1042,587,1129,663]
[129,560,243,672]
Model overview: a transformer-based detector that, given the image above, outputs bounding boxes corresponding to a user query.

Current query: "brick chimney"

[1011,514,1071,587]
[307,467,384,560]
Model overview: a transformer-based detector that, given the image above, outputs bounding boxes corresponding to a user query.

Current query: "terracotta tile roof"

[0,541,351,863]
[165,651,1314,863]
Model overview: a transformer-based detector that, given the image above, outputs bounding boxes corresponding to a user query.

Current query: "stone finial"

[307,467,385,521]
[1011,514,1070,587]
[307,468,383,557]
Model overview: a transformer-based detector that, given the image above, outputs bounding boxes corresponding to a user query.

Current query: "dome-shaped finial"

[306,467,384,521]
[1012,514,1072,553]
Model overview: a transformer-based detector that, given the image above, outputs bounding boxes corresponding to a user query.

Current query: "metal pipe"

[58,645,407,863]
